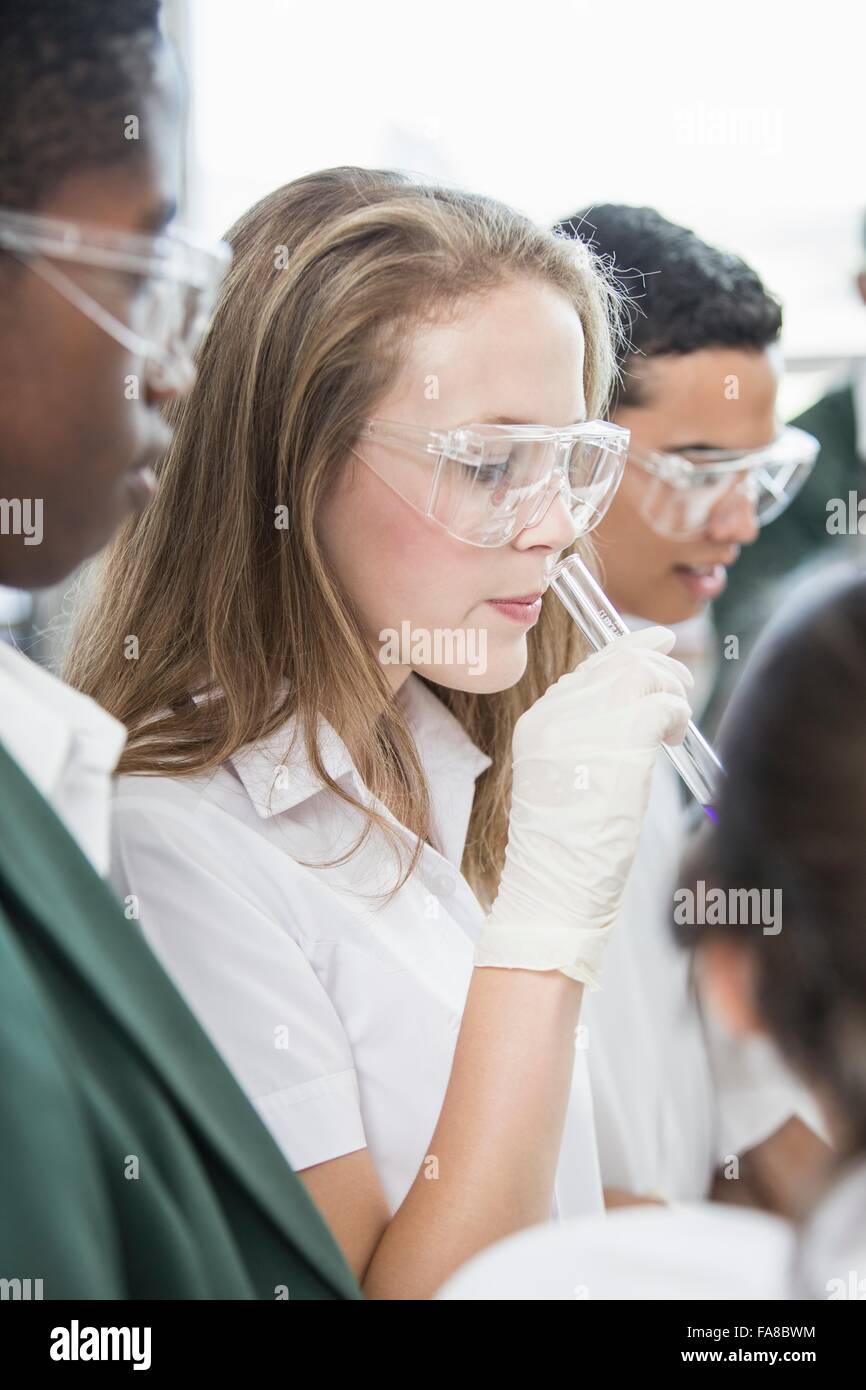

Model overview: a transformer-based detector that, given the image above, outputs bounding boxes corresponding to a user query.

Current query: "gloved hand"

[473,626,694,989]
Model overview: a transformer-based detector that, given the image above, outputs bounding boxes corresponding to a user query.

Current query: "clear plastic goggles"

[351,417,630,548]
[630,424,820,539]
[0,208,232,391]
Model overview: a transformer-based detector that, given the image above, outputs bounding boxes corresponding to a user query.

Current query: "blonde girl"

[67,167,692,1298]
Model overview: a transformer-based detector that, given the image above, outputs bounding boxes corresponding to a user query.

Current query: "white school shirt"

[110,672,604,1218]
[581,755,717,1199]
[584,754,825,1201]
[0,639,126,875]
[791,1156,866,1298]
[435,1201,796,1300]
[582,612,825,1203]
[436,1158,866,1301]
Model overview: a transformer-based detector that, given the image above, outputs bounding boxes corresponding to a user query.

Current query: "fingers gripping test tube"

[548,554,723,822]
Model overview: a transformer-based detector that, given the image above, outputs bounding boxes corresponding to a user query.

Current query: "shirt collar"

[228,672,493,820]
[0,638,127,800]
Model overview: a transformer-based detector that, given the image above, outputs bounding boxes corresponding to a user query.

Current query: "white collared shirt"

[109,672,604,1218]
[437,1159,866,1301]
[793,1156,866,1298]
[0,640,126,875]
[435,1200,796,1300]
[581,755,719,1199]
[582,613,824,1202]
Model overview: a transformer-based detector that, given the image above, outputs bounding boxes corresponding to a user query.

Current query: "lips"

[673,563,729,600]
[486,592,544,626]
[675,564,719,578]
[674,547,741,575]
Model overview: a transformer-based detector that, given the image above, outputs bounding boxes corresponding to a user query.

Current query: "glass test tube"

[548,553,723,822]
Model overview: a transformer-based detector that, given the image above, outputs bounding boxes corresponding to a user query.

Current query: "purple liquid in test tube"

[548,554,724,819]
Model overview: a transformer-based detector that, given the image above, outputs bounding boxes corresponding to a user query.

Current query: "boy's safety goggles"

[0,208,232,391]
[351,418,630,548]
[629,425,820,539]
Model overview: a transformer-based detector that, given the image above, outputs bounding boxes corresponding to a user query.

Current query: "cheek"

[597,477,656,568]
[16,302,147,478]
[2,339,145,545]
[319,467,485,637]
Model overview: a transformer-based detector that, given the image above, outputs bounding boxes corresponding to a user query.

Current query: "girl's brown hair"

[65,167,622,909]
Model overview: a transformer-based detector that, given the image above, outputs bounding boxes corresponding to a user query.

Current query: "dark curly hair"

[0,0,164,208]
[674,569,866,1159]
[553,204,782,408]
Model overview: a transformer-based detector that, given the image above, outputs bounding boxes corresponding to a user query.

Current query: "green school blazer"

[706,385,861,734]
[0,741,363,1300]
[715,384,860,636]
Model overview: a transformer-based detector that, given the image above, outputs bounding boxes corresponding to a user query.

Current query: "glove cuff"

[473,915,615,991]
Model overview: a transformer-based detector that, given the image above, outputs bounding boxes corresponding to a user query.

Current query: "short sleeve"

[702,1005,831,1159]
[110,790,367,1173]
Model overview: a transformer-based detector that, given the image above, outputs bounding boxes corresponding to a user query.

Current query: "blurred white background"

[166,0,865,418]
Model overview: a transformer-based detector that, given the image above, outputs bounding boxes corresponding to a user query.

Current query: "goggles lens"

[357,419,629,547]
[129,273,225,389]
[0,208,232,389]
[632,426,820,539]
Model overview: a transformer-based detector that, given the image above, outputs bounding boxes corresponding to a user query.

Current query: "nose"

[705,477,760,546]
[512,481,578,553]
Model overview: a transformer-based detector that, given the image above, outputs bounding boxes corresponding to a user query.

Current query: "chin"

[664,598,706,625]
[0,536,96,590]
[624,587,704,627]
[416,646,527,695]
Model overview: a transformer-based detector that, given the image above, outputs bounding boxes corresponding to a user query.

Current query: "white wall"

[174,0,866,405]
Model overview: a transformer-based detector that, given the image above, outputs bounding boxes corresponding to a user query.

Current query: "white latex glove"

[474,626,694,989]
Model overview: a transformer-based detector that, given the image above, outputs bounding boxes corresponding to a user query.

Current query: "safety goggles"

[629,424,820,539]
[0,208,232,391]
[351,418,630,547]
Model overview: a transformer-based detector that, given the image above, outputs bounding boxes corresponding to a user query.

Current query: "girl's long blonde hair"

[65,167,621,910]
